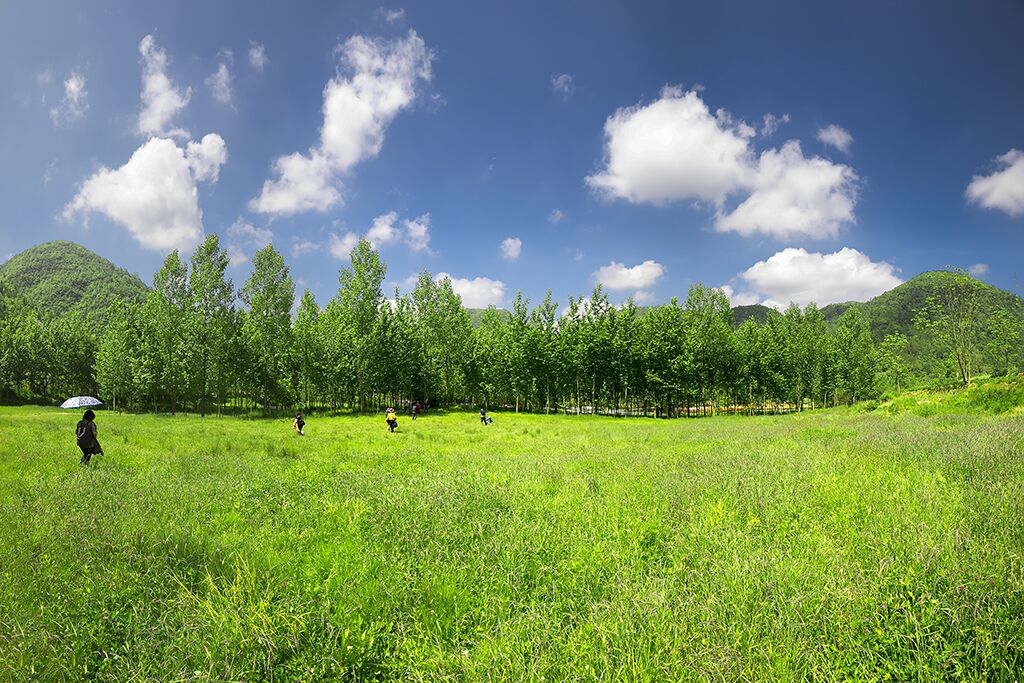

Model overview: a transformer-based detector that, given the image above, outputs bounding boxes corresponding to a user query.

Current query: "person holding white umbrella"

[75,409,103,465]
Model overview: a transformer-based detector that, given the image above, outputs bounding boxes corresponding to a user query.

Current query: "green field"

[1,407,1022,681]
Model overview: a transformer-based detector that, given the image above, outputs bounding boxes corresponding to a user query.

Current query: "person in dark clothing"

[412,402,419,420]
[75,409,102,465]
[480,407,488,425]
[293,412,305,435]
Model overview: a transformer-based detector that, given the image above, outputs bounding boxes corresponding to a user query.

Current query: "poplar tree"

[240,245,295,409]
[337,239,385,412]
[187,234,234,415]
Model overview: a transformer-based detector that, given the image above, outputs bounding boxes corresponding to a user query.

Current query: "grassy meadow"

[0,405,1022,681]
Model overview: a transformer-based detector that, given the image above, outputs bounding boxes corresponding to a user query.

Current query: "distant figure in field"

[75,409,103,465]
[386,407,398,432]
[293,412,305,436]
[412,402,419,420]
[480,407,489,425]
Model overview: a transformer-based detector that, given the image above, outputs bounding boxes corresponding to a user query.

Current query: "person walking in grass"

[75,409,103,465]
[292,411,305,436]
[386,407,398,433]
[412,401,419,420]
[480,407,488,425]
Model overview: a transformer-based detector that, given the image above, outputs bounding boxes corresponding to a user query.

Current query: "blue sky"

[1,0,1022,310]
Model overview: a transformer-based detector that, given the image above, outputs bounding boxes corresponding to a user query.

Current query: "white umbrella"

[61,396,103,409]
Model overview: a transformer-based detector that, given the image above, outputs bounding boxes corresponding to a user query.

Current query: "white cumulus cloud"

[225,218,272,267]
[291,237,319,258]
[379,7,406,23]
[49,70,88,126]
[734,247,902,309]
[718,285,760,307]
[328,231,360,260]
[137,35,192,138]
[587,87,751,205]
[63,136,224,252]
[501,237,521,260]
[968,263,989,276]
[205,57,233,107]
[760,113,789,136]
[588,88,860,239]
[966,149,1024,217]
[365,211,400,248]
[435,272,505,308]
[403,213,431,252]
[633,290,655,304]
[816,124,853,153]
[248,41,268,71]
[185,133,228,183]
[250,30,433,215]
[714,140,858,239]
[593,259,665,291]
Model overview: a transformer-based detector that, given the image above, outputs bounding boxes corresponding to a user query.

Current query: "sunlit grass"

[0,406,1022,680]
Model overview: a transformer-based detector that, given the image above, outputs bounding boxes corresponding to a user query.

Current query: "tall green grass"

[0,407,1022,680]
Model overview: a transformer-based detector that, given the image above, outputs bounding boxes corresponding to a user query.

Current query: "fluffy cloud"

[966,149,1024,217]
[363,211,435,251]
[968,263,989,276]
[587,87,752,205]
[228,219,272,247]
[633,290,655,304]
[551,73,574,98]
[714,141,858,239]
[248,41,268,71]
[404,213,431,252]
[817,124,853,153]
[501,237,521,260]
[379,7,406,23]
[63,136,225,252]
[588,88,859,239]
[205,56,233,107]
[225,218,272,267]
[328,231,359,260]
[49,70,88,126]
[137,35,192,138]
[251,152,340,215]
[718,285,760,306]
[185,133,228,183]
[250,30,433,215]
[548,208,565,224]
[365,211,400,247]
[435,272,505,308]
[760,113,789,136]
[291,237,319,258]
[732,247,902,309]
[593,259,665,290]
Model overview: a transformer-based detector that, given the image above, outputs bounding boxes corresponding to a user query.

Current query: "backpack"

[75,421,92,447]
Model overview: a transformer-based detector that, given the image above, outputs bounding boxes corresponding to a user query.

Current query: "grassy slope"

[874,373,1024,417]
[1,408,1022,680]
[0,241,149,328]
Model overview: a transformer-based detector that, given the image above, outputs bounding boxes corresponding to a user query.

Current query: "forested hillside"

[1,239,1022,411]
[0,240,149,328]
[822,271,1024,377]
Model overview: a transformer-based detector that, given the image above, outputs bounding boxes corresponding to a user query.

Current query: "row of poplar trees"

[79,234,880,415]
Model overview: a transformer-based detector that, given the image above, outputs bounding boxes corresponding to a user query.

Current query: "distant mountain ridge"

[0,240,149,328]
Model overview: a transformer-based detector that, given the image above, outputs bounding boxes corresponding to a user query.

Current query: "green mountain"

[0,241,149,328]
[731,304,774,327]
[822,271,1024,337]
[820,271,1024,378]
